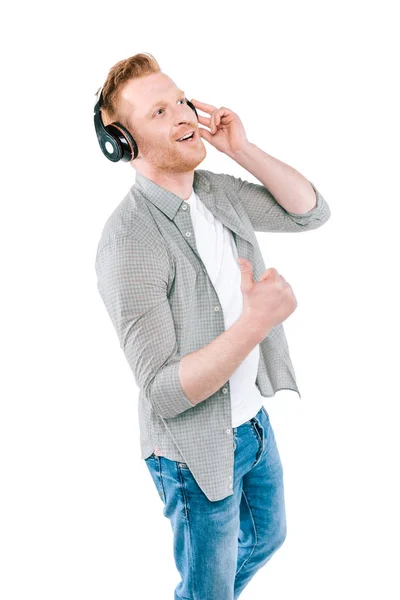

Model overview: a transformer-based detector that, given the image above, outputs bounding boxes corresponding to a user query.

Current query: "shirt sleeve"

[223,173,331,233]
[95,236,196,419]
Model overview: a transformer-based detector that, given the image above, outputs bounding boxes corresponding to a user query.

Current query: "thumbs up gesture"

[237,258,297,341]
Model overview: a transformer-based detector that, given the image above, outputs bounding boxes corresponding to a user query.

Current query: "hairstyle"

[95,52,161,128]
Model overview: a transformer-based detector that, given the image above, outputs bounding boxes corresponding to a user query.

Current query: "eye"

[154,98,186,116]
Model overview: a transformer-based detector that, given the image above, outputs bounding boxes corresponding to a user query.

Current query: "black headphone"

[93,87,200,163]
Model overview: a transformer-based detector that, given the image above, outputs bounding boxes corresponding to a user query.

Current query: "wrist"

[238,311,269,344]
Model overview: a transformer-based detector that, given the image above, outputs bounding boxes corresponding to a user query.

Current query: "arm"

[95,236,195,420]
[225,141,331,233]
[179,312,265,405]
[95,236,265,415]
[225,173,331,233]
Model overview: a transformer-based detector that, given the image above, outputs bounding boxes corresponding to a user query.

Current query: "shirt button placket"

[182,199,233,493]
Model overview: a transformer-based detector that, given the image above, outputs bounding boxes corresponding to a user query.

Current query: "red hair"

[95,52,161,127]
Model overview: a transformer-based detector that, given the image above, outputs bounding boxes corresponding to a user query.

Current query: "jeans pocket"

[250,418,265,467]
[177,461,190,469]
[144,456,166,503]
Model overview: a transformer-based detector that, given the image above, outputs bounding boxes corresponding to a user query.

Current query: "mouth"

[176,130,197,143]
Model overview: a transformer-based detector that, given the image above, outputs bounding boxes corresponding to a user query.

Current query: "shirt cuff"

[285,181,331,225]
[149,357,196,419]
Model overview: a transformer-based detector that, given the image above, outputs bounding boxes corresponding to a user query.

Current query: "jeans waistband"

[232,408,263,435]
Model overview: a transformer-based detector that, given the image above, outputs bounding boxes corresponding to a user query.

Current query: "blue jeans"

[144,406,287,599]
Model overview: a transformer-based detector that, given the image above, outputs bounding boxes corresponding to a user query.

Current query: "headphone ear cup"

[94,108,121,163]
[186,99,199,121]
[105,122,138,162]
[94,89,138,162]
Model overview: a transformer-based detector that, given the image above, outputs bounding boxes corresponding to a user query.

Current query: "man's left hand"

[190,98,249,157]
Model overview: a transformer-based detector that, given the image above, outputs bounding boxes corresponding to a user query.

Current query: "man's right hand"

[237,258,298,339]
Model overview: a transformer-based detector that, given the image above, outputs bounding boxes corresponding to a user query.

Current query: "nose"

[174,102,196,126]
[175,112,192,126]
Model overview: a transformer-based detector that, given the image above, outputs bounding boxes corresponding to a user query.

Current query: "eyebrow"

[148,90,185,113]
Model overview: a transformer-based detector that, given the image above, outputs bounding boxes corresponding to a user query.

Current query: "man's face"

[117,72,207,173]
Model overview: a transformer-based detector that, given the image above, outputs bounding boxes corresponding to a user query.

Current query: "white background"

[1,1,399,598]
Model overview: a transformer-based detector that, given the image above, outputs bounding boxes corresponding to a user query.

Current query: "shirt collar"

[132,169,210,221]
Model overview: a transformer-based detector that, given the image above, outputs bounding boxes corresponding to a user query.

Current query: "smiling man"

[94,52,331,599]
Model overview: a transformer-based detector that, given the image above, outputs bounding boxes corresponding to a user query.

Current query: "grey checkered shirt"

[95,168,331,501]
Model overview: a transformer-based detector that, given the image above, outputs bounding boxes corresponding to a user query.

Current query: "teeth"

[178,132,193,141]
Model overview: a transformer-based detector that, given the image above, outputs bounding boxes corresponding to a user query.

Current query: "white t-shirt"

[185,187,265,427]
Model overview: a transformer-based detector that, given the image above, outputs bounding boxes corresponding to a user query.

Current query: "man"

[94,52,331,599]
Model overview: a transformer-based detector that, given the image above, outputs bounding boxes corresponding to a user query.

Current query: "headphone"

[93,87,199,163]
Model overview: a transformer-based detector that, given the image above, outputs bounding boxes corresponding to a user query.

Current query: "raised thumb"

[237,258,254,290]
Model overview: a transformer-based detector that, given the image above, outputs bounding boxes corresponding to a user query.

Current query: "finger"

[259,268,275,282]
[189,99,217,114]
[259,272,270,282]
[213,111,223,134]
[197,114,212,128]
[211,108,221,134]
[198,127,212,143]
[210,111,215,134]
[199,115,217,133]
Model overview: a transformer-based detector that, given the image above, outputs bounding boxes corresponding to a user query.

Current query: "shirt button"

[229,483,233,489]
[226,429,231,434]
[181,204,188,210]
[185,231,191,237]
[202,267,206,273]
[222,387,227,393]
[214,306,220,311]
[229,475,232,480]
